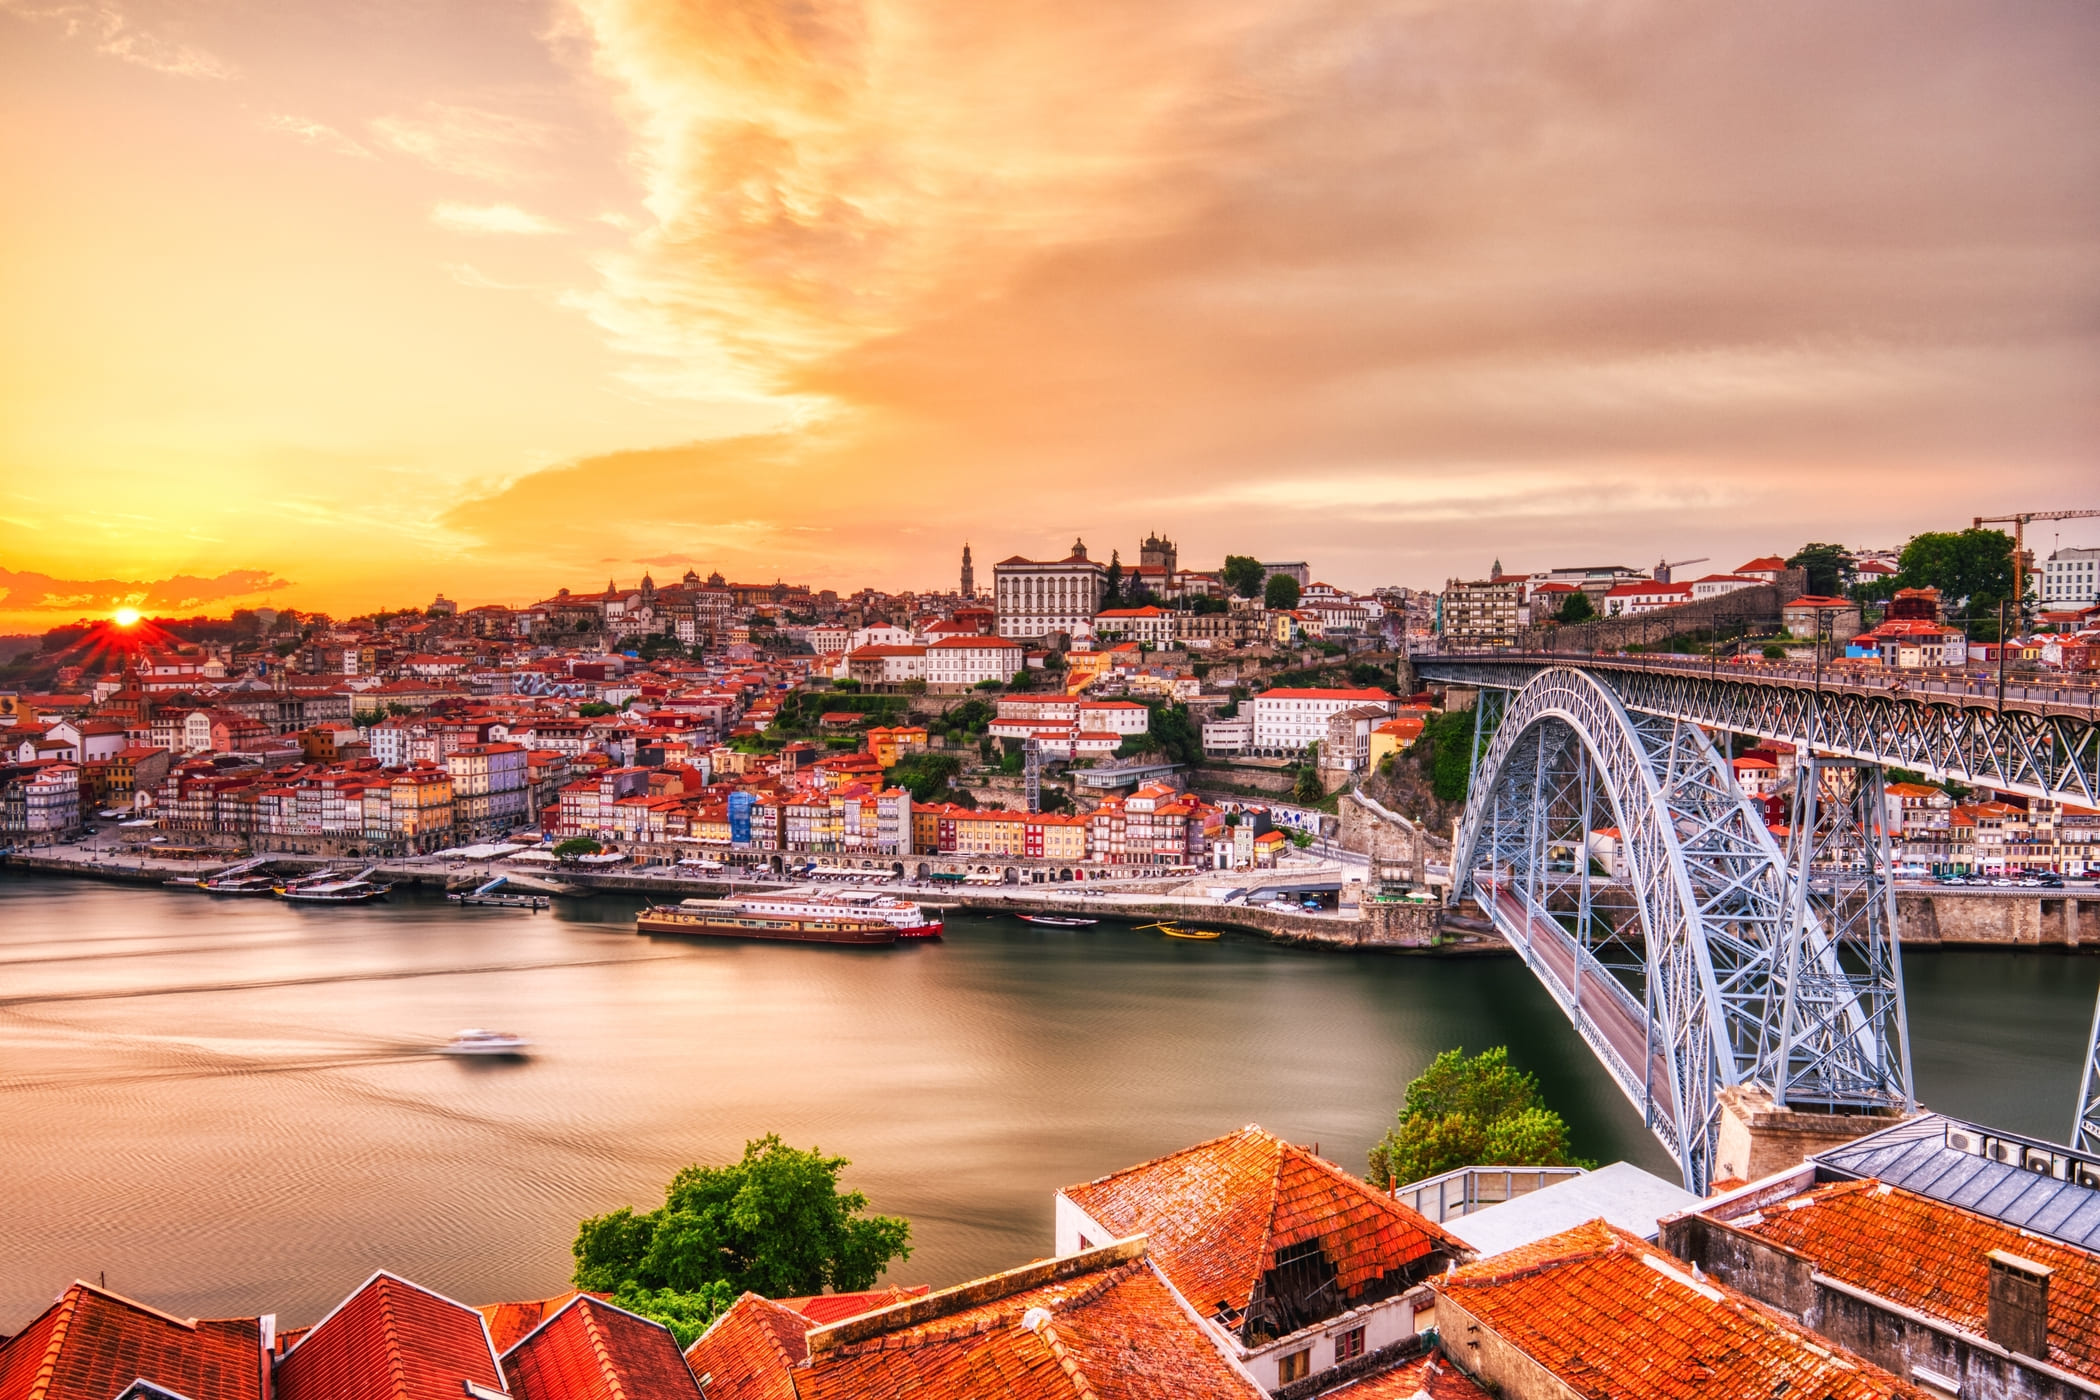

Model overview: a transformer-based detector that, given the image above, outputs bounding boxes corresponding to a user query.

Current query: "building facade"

[993,541,1108,640]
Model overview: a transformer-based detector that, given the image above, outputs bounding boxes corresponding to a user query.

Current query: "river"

[1,876,2094,1331]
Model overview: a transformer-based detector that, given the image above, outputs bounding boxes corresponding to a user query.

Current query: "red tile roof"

[1719,1179,2100,1381]
[1320,1352,1488,1399]
[499,1297,700,1400]
[680,1296,814,1400]
[797,1242,1263,1400]
[274,1273,502,1400]
[773,1287,930,1325]
[0,1284,261,1400]
[1436,1221,1929,1400]
[1058,1126,1465,1316]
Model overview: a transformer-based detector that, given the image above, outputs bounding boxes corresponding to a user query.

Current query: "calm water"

[1,877,2094,1331]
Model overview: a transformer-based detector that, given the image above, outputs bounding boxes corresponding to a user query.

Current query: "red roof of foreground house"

[681,1297,816,1400]
[1716,1179,2100,1381]
[1320,1352,1488,1399]
[797,1241,1264,1400]
[772,1287,930,1325]
[499,1297,701,1400]
[1058,1125,1465,1317]
[0,1283,261,1400]
[274,1273,501,1400]
[1436,1220,1928,1400]
[476,1293,606,1356]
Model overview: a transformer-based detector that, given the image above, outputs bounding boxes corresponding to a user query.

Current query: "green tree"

[552,837,603,860]
[1896,528,2014,609]
[577,701,618,717]
[1556,591,1596,625]
[1289,829,1314,849]
[1762,642,1788,659]
[1222,555,1267,599]
[1264,573,1302,610]
[1787,543,1855,598]
[572,1135,912,1344]
[1292,746,1324,805]
[1365,1048,1585,1189]
[886,752,962,802]
[1421,708,1478,804]
[1103,552,1124,607]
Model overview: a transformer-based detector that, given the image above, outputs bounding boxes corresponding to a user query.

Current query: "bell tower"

[960,543,976,598]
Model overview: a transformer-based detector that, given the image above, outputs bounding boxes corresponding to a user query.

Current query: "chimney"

[1986,1249,2050,1359]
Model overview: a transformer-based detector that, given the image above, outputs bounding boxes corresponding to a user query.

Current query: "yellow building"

[1368,714,1428,769]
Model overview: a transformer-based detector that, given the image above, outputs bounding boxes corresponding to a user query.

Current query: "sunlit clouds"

[2,0,2097,630]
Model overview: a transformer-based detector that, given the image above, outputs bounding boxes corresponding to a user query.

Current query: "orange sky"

[3,0,2098,632]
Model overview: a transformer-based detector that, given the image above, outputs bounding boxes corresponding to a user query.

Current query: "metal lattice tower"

[2077,984,2100,1152]
[1769,756,1915,1113]
[1024,737,1041,813]
[1446,666,1914,1193]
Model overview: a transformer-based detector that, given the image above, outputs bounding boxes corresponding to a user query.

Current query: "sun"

[111,606,142,628]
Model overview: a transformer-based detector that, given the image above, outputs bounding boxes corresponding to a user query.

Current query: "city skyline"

[4,0,2098,632]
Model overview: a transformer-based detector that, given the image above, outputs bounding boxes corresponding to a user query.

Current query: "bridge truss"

[1443,665,1914,1192]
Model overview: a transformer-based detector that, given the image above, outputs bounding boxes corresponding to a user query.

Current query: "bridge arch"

[1449,666,1906,1191]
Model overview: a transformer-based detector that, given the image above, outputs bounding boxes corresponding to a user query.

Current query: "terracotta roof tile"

[680,1296,814,1400]
[0,1284,260,1400]
[1720,1179,2100,1381]
[499,1298,699,1400]
[1060,1126,1464,1315]
[798,1246,1262,1400]
[774,1288,930,1326]
[273,1274,502,1400]
[1320,1353,1488,1400]
[1437,1221,1929,1400]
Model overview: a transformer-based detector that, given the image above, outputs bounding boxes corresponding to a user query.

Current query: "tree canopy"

[572,1135,912,1344]
[1221,555,1267,599]
[1786,543,1855,598]
[1366,1047,1585,1189]
[1896,528,2014,609]
[1555,590,1596,625]
[1264,573,1302,610]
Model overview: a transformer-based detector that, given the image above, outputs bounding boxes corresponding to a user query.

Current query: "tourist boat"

[198,872,279,895]
[276,869,393,903]
[637,897,902,946]
[1017,914,1098,928]
[731,889,944,939]
[441,1029,530,1056]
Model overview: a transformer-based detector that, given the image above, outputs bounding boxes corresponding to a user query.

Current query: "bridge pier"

[1713,1086,1918,1189]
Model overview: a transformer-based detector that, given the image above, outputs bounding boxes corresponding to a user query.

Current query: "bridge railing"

[1418,647,2100,716]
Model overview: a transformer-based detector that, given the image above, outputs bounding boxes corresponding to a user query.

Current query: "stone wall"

[1523,568,1805,653]
[1897,892,2099,947]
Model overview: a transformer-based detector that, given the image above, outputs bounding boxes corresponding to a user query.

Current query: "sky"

[3,0,2098,632]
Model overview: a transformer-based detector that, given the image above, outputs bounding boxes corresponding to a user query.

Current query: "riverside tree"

[1366,1047,1586,1190]
[572,1134,913,1344]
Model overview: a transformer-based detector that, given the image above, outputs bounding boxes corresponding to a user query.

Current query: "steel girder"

[1419,659,2100,806]
[1451,668,1802,1192]
[2078,985,2100,1153]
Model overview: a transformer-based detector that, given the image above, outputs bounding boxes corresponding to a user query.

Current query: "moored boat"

[1018,914,1098,927]
[441,1028,530,1056]
[729,888,943,938]
[638,897,901,946]
[199,873,279,895]
[277,870,392,903]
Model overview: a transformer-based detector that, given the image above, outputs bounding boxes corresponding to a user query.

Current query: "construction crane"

[1652,556,1708,583]
[1972,509,2100,620]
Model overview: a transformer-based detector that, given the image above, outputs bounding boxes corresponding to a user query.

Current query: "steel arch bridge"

[1419,661,1921,1192]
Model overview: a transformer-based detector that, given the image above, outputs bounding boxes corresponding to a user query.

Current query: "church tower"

[960,543,975,598]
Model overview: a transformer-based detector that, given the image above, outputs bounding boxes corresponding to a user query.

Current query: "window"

[1277,1350,1311,1384]
[1333,1325,1366,1362]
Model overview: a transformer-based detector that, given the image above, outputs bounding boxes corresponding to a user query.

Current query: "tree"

[1103,551,1124,607]
[1421,708,1478,804]
[1365,1047,1585,1189]
[1762,642,1787,659]
[1264,573,1302,610]
[1292,747,1325,805]
[577,701,618,717]
[553,837,602,860]
[1222,555,1267,599]
[1787,543,1855,598]
[572,1134,913,1345]
[1896,528,2014,609]
[1556,591,1596,625]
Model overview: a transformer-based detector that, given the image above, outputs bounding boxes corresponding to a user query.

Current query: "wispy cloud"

[265,114,371,159]
[371,103,551,183]
[1,0,234,78]
[0,568,290,616]
[432,202,563,236]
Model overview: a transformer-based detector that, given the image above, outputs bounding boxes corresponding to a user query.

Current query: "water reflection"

[0,877,2091,1331]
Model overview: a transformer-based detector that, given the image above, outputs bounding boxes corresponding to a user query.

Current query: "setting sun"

[110,606,141,628]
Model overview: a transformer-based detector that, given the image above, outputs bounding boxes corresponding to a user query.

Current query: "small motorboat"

[1018,914,1098,928]
[1138,922,1223,941]
[441,1029,531,1056]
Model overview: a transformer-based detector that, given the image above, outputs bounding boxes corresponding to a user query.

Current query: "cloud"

[520,0,2100,586]
[0,0,234,77]
[432,202,564,236]
[371,103,553,183]
[265,114,372,159]
[0,568,291,617]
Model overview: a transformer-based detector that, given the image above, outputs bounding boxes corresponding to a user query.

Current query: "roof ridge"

[374,1277,410,1400]
[1026,1316,1100,1400]
[1065,1125,1277,1194]
[23,1284,85,1400]
[577,1302,627,1400]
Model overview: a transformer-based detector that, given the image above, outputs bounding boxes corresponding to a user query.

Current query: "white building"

[1202,715,1253,754]
[2042,546,2100,604]
[1077,700,1150,735]
[1249,687,1394,756]
[1688,574,1765,601]
[924,635,1024,689]
[1601,580,1693,616]
[1091,605,1175,646]
[993,540,1108,640]
[844,645,927,685]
